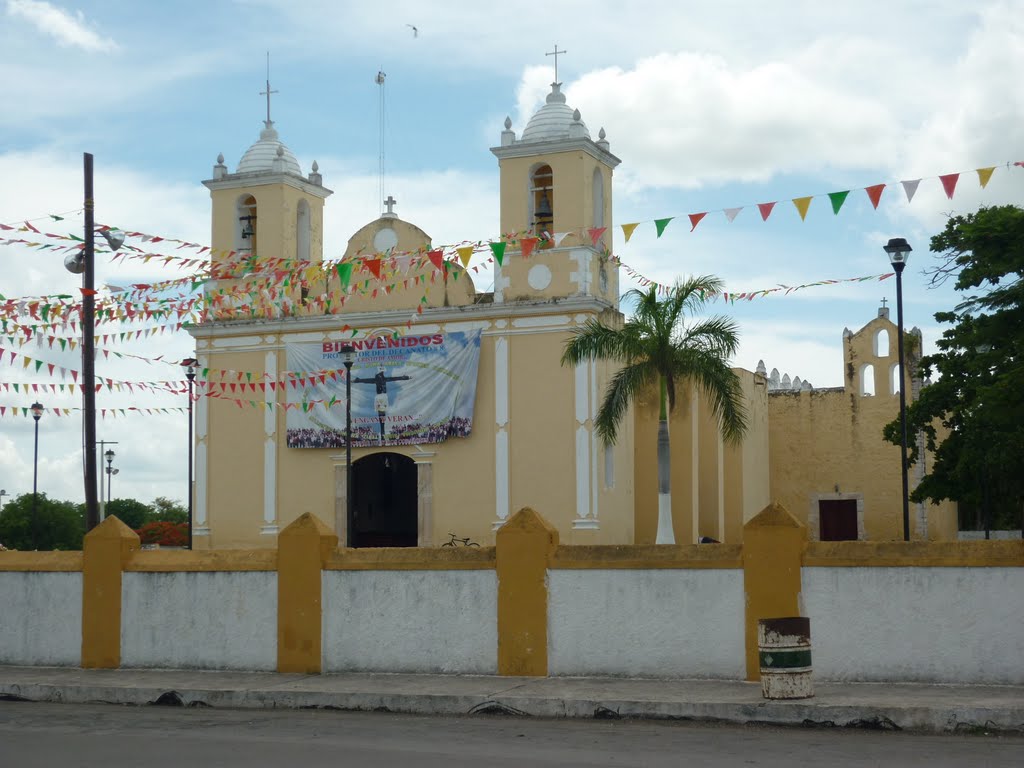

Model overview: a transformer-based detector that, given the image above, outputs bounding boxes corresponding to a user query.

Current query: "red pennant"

[939,173,960,199]
[587,227,607,246]
[520,237,538,258]
[688,212,707,231]
[427,249,444,271]
[363,258,382,280]
[865,184,886,209]
[757,202,776,221]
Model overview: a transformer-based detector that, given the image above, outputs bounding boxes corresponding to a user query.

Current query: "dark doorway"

[351,453,418,547]
[819,499,858,541]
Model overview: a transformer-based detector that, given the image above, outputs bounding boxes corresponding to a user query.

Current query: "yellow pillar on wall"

[496,507,559,676]
[277,512,337,674]
[742,502,806,681]
[81,516,139,669]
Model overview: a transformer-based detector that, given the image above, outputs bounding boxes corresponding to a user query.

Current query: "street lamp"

[884,237,912,542]
[30,402,43,549]
[0,489,8,511]
[341,344,355,548]
[182,358,198,550]
[64,153,125,533]
[104,448,117,507]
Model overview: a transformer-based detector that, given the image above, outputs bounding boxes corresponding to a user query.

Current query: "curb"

[2,680,1021,735]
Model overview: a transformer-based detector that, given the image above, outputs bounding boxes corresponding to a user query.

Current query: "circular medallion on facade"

[372,226,399,252]
[527,263,552,291]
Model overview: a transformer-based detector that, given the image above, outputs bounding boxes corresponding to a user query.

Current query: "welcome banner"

[285,330,482,448]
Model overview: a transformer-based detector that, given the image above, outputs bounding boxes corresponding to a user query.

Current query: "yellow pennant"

[456,246,474,267]
[792,196,813,221]
[976,166,995,188]
[621,222,639,242]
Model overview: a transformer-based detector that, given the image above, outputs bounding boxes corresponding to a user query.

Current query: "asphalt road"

[0,701,1021,767]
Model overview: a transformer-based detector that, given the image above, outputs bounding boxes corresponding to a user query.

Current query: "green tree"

[0,493,85,550]
[562,276,748,543]
[105,498,152,529]
[884,205,1024,530]
[149,496,188,523]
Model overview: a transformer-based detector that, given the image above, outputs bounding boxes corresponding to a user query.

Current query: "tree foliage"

[884,205,1024,528]
[0,493,85,550]
[105,498,152,529]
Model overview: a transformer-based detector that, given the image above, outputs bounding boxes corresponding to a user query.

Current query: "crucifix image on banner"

[285,330,482,449]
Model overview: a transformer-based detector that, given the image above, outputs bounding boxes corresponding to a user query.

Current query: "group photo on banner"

[285,330,482,448]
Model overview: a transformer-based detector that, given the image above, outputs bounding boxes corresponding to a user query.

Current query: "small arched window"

[530,164,554,240]
[875,329,890,357]
[592,167,604,229]
[236,194,258,258]
[860,364,875,396]
[296,199,311,263]
[890,363,901,395]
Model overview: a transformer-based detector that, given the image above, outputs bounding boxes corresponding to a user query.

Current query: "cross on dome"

[545,44,567,83]
[259,51,278,128]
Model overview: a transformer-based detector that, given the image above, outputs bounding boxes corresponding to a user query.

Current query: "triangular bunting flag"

[652,218,672,238]
[688,213,707,231]
[792,197,812,221]
[588,227,607,246]
[828,190,849,215]
[336,262,353,288]
[427,249,445,271]
[865,183,886,209]
[489,241,507,266]
[621,222,640,242]
[939,173,959,199]
[976,167,995,188]
[520,237,538,258]
[456,246,474,267]
[724,207,742,223]
[901,179,921,203]
[363,258,382,280]
[757,202,776,221]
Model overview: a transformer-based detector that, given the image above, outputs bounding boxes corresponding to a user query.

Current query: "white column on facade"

[193,353,210,536]
[573,353,597,529]
[589,358,601,524]
[690,383,700,544]
[569,248,593,296]
[494,263,510,303]
[493,331,510,529]
[260,350,278,535]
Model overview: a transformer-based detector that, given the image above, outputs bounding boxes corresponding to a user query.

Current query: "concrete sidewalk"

[1,666,1021,734]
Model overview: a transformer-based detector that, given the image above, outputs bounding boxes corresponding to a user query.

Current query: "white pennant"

[901,179,921,203]
[724,207,743,223]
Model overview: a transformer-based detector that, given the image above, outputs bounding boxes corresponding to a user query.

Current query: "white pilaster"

[494,262,510,303]
[573,360,597,529]
[193,354,210,536]
[493,333,510,529]
[569,248,593,295]
[261,350,278,535]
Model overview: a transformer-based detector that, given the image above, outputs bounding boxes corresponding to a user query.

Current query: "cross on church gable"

[384,195,398,215]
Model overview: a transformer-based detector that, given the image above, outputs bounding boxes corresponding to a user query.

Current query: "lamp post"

[104,448,118,507]
[182,358,197,550]
[31,402,43,549]
[341,344,355,548]
[0,489,8,511]
[96,439,118,522]
[64,153,124,533]
[884,237,912,542]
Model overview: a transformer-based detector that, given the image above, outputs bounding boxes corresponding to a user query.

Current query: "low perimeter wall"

[1,505,1021,683]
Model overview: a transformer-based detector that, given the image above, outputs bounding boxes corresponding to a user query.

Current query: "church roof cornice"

[202,172,333,199]
[490,137,621,169]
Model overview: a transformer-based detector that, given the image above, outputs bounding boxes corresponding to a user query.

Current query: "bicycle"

[442,532,480,547]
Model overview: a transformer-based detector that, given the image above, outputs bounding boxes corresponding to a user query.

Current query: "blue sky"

[0,0,1022,506]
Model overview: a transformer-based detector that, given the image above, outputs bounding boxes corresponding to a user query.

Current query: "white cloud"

[5,0,117,52]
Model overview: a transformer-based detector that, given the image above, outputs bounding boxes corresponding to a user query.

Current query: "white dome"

[237,123,301,175]
[521,83,590,143]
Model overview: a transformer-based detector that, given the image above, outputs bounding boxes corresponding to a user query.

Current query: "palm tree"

[561,275,748,544]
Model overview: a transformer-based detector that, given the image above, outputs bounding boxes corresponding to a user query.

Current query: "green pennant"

[35,360,43,371]
[654,218,674,238]
[828,190,850,215]
[489,241,507,266]
[335,262,353,287]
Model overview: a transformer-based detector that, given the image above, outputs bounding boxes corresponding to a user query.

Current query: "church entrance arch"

[350,452,418,547]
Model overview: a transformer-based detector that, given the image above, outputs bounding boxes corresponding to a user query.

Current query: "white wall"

[322,570,497,674]
[804,567,1024,684]
[548,569,746,678]
[0,572,81,666]
[121,572,277,671]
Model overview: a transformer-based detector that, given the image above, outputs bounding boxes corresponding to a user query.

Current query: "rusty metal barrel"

[758,617,813,699]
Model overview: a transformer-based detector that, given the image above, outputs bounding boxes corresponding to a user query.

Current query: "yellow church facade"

[187,85,956,550]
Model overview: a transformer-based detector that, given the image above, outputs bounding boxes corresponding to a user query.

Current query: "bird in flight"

[406,24,418,37]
